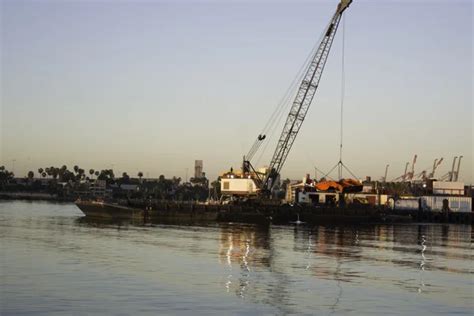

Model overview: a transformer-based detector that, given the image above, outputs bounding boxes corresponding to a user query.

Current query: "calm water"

[0,201,472,315]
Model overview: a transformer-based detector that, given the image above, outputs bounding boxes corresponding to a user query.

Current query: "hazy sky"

[1,0,472,183]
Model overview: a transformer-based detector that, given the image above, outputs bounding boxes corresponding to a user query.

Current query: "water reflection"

[218,224,271,267]
[1,201,472,315]
[418,233,427,293]
[218,224,272,299]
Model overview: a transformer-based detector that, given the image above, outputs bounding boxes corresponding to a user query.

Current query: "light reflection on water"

[0,201,473,315]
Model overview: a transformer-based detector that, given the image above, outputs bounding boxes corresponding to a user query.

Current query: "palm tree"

[41,172,47,178]
[73,165,79,174]
[94,170,100,177]
[27,171,34,180]
[58,167,65,181]
[78,168,85,180]
[89,169,95,179]
[121,172,130,184]
[38,168,44,177]
[138,171,143,182]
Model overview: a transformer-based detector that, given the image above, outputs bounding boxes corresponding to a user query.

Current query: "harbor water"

[1,201,472,315]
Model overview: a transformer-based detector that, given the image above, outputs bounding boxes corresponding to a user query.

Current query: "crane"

[414,157,443,181]
[402,162,409,181]
[454,155,463,181]
[439,156,457,181]
[392,162,410,182]
[264,0,352,190]
[449,156,458,181]
[428,157,443,178]
[383,164,389,183]
[244,0,353,193]
[406,154,417,181]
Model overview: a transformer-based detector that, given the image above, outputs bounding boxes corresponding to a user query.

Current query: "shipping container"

[391,195,472,213]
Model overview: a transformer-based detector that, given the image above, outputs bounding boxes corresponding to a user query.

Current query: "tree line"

[0,165,220,201]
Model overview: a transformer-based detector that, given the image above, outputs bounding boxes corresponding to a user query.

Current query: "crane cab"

[220,167,269,197]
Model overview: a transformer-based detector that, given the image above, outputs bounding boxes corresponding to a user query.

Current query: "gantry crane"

[439,156,457,181]
[416,157,443,181]
[454,155,463,181]
[402,162,409,181]
[229,0,353,196]
[428,157,443,178]
[382,164,389,183]
[449,156,458,181]
[405,154,417,181]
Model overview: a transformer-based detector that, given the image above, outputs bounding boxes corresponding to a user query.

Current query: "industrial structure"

[221,0,354,198]
[218,0,470,215]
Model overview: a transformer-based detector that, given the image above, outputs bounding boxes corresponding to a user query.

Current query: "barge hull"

[75,201,473,225]
[75,201,144,220]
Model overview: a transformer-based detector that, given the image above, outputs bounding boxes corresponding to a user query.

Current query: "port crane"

[428,157,443,179]
[414,157,443,181]
[449,156,458,181]
[454,155,463,181]
[402,162,409,181]
[393,155,418,182]
[405,154,417,181]
[438,156,462,182]
[225,0,353,196]
[382,164,389,183]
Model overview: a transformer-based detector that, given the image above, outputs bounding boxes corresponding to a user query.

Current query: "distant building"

[90,180,107,197]
[195,160,203,178]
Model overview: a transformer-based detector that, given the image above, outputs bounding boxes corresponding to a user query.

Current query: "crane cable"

[254,40,319,166]
[251,17,334,166]
[315,14,358,181]
[247,32,322,162]
[339,15,345,164]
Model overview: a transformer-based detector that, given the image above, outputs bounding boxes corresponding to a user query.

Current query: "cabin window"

[223,181,230,190]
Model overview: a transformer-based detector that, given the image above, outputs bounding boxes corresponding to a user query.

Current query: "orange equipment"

[314,178,362,193]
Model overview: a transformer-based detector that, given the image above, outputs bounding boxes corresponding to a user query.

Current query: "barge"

[75,199,473,225]
[75,200,144,220]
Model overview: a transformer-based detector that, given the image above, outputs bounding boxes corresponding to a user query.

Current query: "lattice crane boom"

[261,0,352,190]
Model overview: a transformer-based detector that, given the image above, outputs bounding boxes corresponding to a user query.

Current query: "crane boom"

[383,164,389,183]
[449,156,457,181]
[454,155,463,181]
[262,0,352,190]
[428,157,443,178]
[402,162,409,181]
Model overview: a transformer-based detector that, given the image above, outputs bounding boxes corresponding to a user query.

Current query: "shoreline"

[0,192,75,202]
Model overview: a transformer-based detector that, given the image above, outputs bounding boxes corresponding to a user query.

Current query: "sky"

[1,0,472,183]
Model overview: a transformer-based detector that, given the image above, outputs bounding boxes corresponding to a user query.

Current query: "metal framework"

[261,0,352,191]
